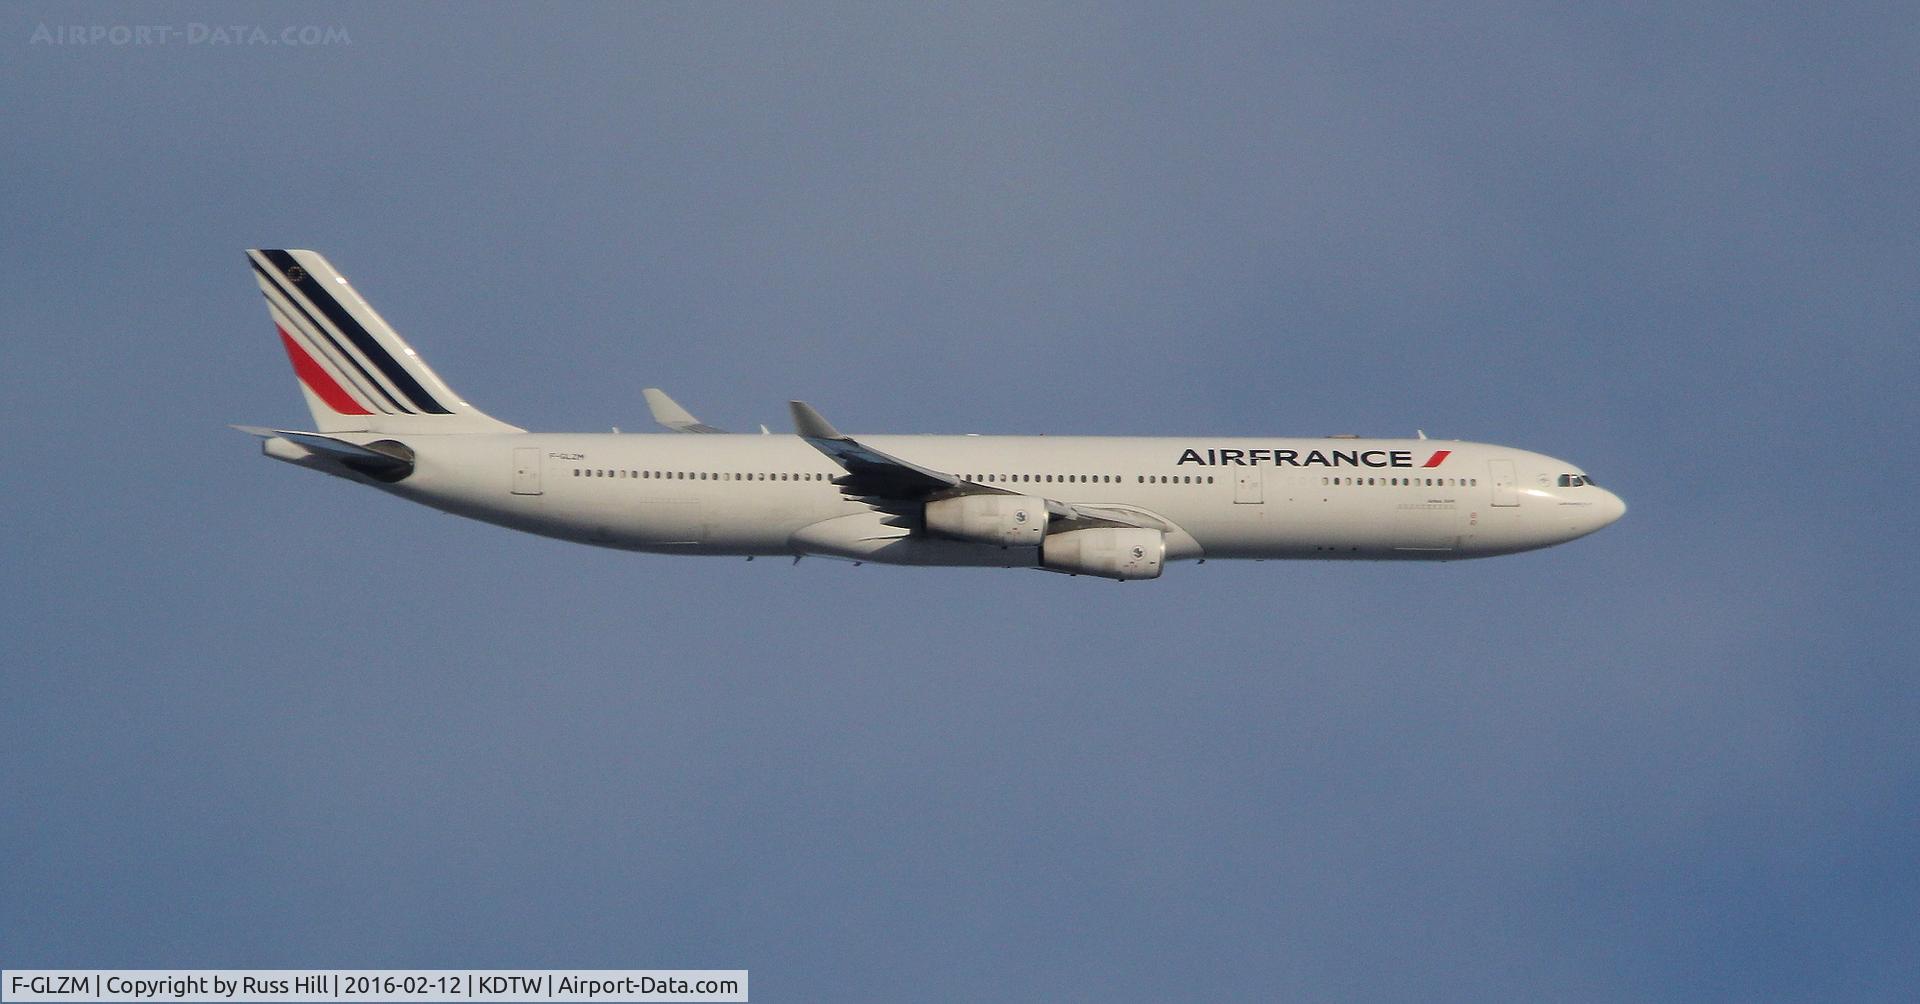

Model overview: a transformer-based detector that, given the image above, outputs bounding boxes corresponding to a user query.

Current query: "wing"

[786,401,1142,530]
[789,401,957,503]
[643,388,728,434]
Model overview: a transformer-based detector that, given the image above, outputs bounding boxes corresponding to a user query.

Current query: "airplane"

[236,249,1625,581]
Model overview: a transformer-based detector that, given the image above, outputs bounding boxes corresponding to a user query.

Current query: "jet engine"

[924,493,1048,547]
[1042,527,1165,581]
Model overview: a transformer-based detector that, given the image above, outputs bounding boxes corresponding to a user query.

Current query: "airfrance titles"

[1176,448,1451,469]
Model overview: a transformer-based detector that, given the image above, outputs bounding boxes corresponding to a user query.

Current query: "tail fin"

[247,249,522,434]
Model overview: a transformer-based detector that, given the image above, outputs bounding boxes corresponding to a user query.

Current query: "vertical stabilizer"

[247,249,521,434]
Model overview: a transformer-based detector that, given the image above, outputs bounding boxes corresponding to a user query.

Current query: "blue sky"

[4,4,1917,999]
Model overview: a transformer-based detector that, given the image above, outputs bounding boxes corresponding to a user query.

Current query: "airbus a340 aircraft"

[237,249,1624,580]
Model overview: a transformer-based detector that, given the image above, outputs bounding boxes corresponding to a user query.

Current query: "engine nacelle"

[1042,527,1166,581]
[924,493,1048,547]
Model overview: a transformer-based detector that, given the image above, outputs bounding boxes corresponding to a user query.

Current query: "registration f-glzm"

[238,250,1624,580]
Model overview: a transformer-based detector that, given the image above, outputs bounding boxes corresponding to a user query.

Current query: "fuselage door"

[1233,467,1262,504]
[511,446,543,496]
[1489,459,1518,507]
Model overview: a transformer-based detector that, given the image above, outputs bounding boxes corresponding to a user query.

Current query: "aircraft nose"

[1598,489,1626,527]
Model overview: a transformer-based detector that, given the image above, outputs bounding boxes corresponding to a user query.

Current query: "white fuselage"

[240,248,1624,577]
[341,432,1624,568]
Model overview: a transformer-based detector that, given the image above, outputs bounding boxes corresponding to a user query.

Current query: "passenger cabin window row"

[569,469,1481,488]
[572,470,1225,485]
[1320,477,1478,487]
[573,469,833,480]
[960,474,1220,485]
[959,474,1128,484]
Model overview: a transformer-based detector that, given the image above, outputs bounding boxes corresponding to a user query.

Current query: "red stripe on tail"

[278,327,372,415]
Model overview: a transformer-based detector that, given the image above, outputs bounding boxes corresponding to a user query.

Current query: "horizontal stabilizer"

[231,425,414,481]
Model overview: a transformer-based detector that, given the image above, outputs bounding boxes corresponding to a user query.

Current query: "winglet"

[644,388,727,434]
[788,400,845,440]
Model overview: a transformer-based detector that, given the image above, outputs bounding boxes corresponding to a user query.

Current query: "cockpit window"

[1557,473,1594,487]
